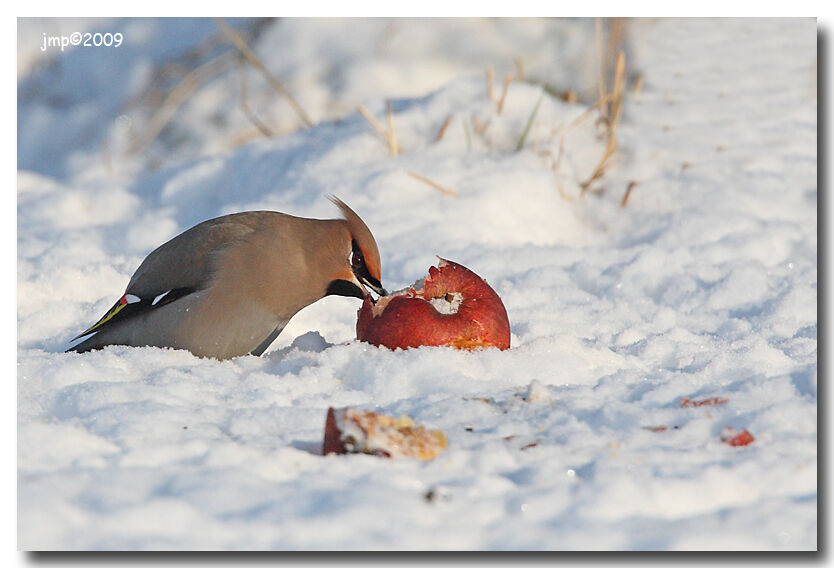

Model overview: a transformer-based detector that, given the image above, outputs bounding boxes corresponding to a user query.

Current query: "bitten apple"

[323,407,447,460]
[356,258,510,350]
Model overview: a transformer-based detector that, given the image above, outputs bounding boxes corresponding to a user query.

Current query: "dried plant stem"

[358,104,399,157]
[561,90,578,103]
[580,135,617,193]
[463,118,473,151]
[581,50,627,193]
[405,171,459,197]
[547,88,614,145]
[214,17,313,128]
[436,115,454,141]
[539,143,574,202]
[556,178,573,201]
[129,50,236,154]
[554,136,566,172]
[386,100,399,157]
[610,51,626,128]
[497,74,513,115]
[595,18,608,120]
[239,62,274,138]
[131,20,267,110]
[357,105,386,139]
[607,18,626,72]
[631,73,644,95]
[620,180,637,207]
[513,57,525,81]
[486,65,496,102]
[471,116,490,137]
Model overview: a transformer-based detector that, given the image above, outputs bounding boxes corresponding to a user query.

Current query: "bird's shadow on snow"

[49,330,334,366]
[289,439,323,456]
[262,330,333,366]
[282,330,333,354]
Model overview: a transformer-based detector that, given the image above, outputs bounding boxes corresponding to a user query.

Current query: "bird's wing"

[126,212,266,298]
[71,212,267,341]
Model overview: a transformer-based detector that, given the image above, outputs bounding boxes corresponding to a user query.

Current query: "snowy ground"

[17,18,817,550]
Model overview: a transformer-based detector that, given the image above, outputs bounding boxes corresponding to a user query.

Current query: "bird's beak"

[360,276,387,300]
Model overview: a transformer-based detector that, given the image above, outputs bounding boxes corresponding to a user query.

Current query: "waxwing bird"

[67,197,386,360]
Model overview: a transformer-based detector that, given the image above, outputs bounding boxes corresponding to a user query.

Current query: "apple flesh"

[323,407,447,460]
[356,258,510,350]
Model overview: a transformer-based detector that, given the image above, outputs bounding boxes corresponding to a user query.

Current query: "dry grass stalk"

[631,73,643,95]
[357,105,386,139]
[514,57,525,81]
[595,18,608,120]
[554,136,566,173]
[556,177,574,201]
[386,100,399,157]
[358,104,399,157]
[239,62,274,138]
[131,21,267,109]
[129,50,237,154]
[620,180,637,207]
[436,115,454,141]
[497,74,513,115]
[486,65,496,103]
[471,116,490,137]
[580,132,617,193]
[543,84,618,197]
[462,117,473,151]
[580,49,626,193]
[609,51,626,128]
[561,90,578,103]
[214,17,313,128]
[545,87,614,150]
[538,21,629,200]
[607,18,626,71]
[565,93,611,131]
[595,17,627,115]
[230,129,265,147]
[539,144,574,202]
[406,171,459,197]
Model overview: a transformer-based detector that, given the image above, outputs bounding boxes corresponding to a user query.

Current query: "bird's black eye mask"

[350,240,385,295]
[325,278,364,299]
[326,240,386,300]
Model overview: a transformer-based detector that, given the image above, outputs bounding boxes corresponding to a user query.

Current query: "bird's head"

[325,196,387,300]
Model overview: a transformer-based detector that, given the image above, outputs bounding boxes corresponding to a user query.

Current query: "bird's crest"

[328,196,382,283]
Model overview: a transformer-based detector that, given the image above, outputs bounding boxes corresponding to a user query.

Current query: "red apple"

[356,258,510,351]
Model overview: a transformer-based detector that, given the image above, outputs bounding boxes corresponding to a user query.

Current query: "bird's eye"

[350,241,367,271]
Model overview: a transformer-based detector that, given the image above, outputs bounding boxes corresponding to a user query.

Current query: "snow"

[17,17,817,550]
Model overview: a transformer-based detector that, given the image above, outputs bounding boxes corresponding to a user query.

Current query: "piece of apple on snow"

[323,407,447,460]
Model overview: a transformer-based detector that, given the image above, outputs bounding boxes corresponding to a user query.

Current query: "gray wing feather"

[125,212,268,299]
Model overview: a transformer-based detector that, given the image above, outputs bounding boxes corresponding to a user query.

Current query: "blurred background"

[18,17,632,182]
